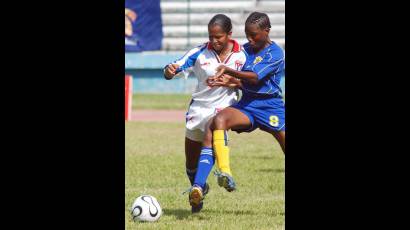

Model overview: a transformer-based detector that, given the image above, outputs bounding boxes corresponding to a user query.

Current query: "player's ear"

[227,31,232,39]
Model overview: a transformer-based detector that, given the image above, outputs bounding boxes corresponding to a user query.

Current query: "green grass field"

[132,93,191,110]
[132,93,284,110]
[126,121,285,229]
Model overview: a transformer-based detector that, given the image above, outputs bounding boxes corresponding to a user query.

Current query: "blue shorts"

[231,93,285,133]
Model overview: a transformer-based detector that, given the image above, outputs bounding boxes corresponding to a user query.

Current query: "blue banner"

[125,0,163,52]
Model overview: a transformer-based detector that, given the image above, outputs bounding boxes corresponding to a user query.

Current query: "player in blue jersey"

[188,12,285,211]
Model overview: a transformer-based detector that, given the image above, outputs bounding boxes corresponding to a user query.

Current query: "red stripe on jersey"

[211,50,221,63]
[223,52,235,64]
[207,42,212,50]
[231,40,241,53]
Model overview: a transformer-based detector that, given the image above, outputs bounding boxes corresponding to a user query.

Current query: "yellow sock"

[213,130,232,176]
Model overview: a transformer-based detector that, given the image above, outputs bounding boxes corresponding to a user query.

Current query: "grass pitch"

[126,121,284,230]
[132,94,191,110]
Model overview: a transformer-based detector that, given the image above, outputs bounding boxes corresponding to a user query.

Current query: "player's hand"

[208,74,240,88]
[164,64,179,79]
[206,76,218,86]
[207,74,229,87]
[215,65,227,78]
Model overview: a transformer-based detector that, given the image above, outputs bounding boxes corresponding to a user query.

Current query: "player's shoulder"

[231,41,247,60]
[179,42,209,60]
[242,42,252,54]
[188,42,208,53]
[266,42,284,59]
[231,40,247,60]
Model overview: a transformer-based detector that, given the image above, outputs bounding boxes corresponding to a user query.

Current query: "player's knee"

[213,113,228,130]
[203,131,212,147]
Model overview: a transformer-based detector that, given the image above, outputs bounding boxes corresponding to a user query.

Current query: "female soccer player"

[164,14,247,213]
[189,12,285,211]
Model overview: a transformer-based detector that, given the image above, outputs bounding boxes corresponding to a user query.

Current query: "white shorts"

[185,126,231,142]
[185,128,205,142]
[184,98,235,142]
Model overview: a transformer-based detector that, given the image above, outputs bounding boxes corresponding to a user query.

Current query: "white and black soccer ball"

[131,195,162,222]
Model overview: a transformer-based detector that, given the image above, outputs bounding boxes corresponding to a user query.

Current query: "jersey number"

[269,115,279,127]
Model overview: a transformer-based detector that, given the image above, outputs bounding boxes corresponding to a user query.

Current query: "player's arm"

[215,65,259,85]
[165,44,206,81]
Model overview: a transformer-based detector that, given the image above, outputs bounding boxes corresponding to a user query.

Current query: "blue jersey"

[242,42,285,97]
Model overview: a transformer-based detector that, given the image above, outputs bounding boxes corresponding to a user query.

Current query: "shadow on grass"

[163,208,210,220]
[202,208,256,216]
[162,208,191,220]
[257,155,275,160]
[163,208,258,219]
[258,168,285,173]
[245,155,274,160]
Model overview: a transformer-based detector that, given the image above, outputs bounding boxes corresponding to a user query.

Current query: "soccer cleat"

[191,201,203,213]
[193,183,209,213]
[189,185,204,213]
[183,183,209,213]
[203,183,210,195]
[214,170,236,192]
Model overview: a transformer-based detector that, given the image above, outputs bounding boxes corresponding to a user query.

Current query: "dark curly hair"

[208,14,232,33]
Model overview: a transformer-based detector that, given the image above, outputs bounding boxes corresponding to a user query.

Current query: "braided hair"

[245,12,271,30]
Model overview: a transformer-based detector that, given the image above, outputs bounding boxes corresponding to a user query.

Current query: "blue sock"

[193,147,215,190]
[186,168,197,186]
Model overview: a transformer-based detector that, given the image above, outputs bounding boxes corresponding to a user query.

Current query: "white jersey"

[171,40,246,105]
[166,40,247,139]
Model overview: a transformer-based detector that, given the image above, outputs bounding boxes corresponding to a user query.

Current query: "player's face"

[245,24,269,51]
[208,25,231,52]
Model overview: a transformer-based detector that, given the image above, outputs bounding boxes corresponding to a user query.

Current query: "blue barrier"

[125,53,285,94]
[125,52,183,69]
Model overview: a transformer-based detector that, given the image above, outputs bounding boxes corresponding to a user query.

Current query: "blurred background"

[125,0,285,101]
[125,2,285,227]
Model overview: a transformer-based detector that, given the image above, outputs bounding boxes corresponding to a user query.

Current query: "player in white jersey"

[164,14,246,213]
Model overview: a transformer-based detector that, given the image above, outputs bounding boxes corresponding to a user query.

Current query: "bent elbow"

[249,78,259,85]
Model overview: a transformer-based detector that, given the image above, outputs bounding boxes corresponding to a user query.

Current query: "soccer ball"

[131,195,162,222]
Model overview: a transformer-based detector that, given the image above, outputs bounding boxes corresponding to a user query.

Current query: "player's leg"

[185,137,202,186]
[272,130,285,154]
[185,99,203,184]
[211,107,252,191]
[202,118,214,148]
[260,127,285,154]
[189,119,214,213]
[192,118,214,190]
[211,107,252,131]
[254,98,285,154]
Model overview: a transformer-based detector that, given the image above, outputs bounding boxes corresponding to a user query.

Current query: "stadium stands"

[125,0,285,94]
[160,0,285,51]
